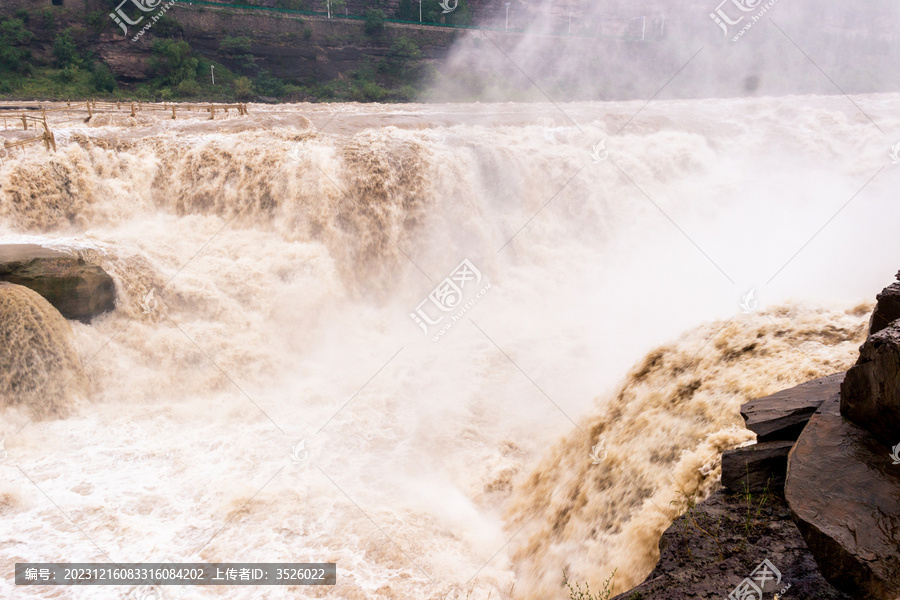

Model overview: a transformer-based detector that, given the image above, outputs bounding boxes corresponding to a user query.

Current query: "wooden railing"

[0,101,249,157]
[0,107,55,156]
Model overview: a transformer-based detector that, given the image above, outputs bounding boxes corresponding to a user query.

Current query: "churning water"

[0,96,898,599]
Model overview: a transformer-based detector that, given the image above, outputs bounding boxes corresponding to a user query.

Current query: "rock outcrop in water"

[721,373,846,494]
[840,325,900,447]
[867,272,900,335]
[721,440,794,494]
[0,244,115,323]
[739,372,845,443]
[0,282,86,417]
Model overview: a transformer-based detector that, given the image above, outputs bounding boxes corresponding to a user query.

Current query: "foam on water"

[0,95,898,599]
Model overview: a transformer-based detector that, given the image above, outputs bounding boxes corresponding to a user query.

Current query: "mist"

[426,0,900,101]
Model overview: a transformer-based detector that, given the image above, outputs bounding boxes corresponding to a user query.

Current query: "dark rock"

[868,271,900,335]
[841,325,900,447]
[740,373,845,442]
[786,393,900,600]
[0,244,116,323]
[721,440,794,495]
[611,489,852,600]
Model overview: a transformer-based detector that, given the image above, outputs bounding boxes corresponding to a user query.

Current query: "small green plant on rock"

[671,489,727,561]
[563,568,616,600]
[738,477,773,551]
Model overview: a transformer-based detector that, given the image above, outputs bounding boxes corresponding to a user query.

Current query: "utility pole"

[505,2,510,29]
[210,64,215,85]
[419,0,422,22]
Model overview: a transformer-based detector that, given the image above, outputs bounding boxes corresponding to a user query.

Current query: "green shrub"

[359,81,387,101]
[176,78,201,97]
[0,18,34,73]
[233,75,253,99]
[151,39,199,86]
[219,35,251,55]
[38,8,56,32]
[447,0,472,26]
[364,9,385,36]
[86,10,106,32]
[421,0,470,25]
[90,62,117,92]
[56,64,80,83]
[379,37,420,79]
[219,35,255,71]
[253,69,285,97]
[152,15,182,38]
[52,28,79,67]
[396,0,414,20]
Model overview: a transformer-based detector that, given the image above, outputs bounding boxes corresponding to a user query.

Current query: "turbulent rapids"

[0,96,898,599]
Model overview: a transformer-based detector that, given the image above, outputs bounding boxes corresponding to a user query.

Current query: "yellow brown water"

[0,282,85,417]
[0,97,897,599]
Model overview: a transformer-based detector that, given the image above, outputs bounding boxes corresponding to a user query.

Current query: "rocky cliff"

[616,273,900,600]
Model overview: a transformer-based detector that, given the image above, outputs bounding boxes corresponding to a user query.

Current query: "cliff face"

[168,6,459,83]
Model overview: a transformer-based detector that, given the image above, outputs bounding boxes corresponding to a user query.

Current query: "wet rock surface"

[786,393,900,600]
[721,440,794,495]
[0,244,115,323]
[868,272,900,335]
[740,372,845,442]
[841,325,900,447]
[610,489,852,600]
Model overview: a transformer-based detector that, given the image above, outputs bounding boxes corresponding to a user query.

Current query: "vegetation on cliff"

[0,2,443,103]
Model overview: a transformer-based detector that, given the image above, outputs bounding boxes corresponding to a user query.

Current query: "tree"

[0,17,33,73]
[423,0,471,25]
[254,69,285,98]
[233,76,253,100]
[52,28,79,68]
[176,79,201,97]
[219,35,254,72]
[396,0,414,21]
[364,9,386,36]
[379,37,420,80]
[151,39,199,86]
